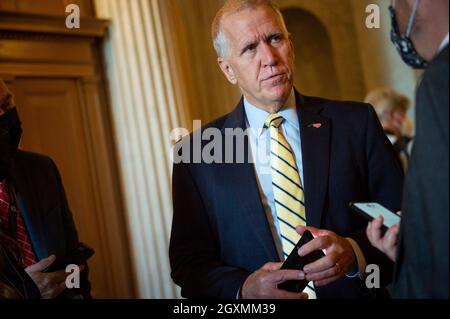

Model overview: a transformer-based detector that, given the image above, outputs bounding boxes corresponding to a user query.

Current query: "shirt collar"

[244,89,299,136]
[438,33,449,54]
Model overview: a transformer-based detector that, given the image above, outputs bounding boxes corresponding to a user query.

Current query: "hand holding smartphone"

[277,230,325,293]
[43,243,94,273]
[350,202,401,228]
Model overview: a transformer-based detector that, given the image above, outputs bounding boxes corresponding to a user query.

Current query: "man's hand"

[296,226,356,287]
[241,262,309,299]
[24,255,84,299]
[367,216,400,262]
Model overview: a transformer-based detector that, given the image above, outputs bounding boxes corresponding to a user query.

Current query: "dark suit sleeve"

[393,51,449,298]
[349,105,404,287]
[170,160,250,299]
[48,158,92,299]
[424,53,449,144]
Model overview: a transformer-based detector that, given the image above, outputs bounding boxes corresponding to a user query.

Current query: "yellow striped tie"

[265,113,317,299]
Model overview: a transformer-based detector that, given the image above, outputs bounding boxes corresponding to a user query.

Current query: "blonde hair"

[365,88,411,122]
[211,0,287,58]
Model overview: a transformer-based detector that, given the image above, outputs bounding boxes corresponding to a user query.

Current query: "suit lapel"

[221,101,279,261]
[11,159,50,260]
[296,92,331,228]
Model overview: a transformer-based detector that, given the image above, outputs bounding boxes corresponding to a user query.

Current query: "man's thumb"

[25,255,56,273]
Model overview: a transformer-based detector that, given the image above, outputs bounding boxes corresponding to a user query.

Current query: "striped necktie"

[265,113,317,299]
[0,181,37,268]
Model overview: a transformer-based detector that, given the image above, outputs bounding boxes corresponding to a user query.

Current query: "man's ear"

[288,33,295,61]
[218,57,237,85]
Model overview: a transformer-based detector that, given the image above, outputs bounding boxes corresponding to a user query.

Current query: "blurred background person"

[367,0,448,299]
[365,87,414,172]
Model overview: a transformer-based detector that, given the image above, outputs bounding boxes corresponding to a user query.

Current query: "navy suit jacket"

[11,150,91,299]
[170,91,403,299]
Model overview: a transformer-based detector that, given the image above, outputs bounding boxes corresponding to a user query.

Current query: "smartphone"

[277,230,325,293]
[350,202,401,228]
[43,243,94,273]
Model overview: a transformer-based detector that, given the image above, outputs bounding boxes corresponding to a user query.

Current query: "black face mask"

[0,108,22,180]
[389,1,428,69]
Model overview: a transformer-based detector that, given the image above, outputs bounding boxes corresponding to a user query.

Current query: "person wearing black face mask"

[0,84,41,299]
[367,0,448,298]
[0,108,22,182]
[0,80,92,299]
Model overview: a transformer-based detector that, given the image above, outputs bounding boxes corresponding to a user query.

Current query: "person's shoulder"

[302,95,373,118]
[15,150,56,171]
[201,112,231,132]
[430,45,449,69]
[13,151,61,187]
[174,108,238,146]
[423,45,449,83]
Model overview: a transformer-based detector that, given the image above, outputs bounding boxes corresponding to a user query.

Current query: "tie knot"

[265,114,284,129]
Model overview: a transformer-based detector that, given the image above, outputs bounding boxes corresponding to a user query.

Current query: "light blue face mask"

[389,0,428,69]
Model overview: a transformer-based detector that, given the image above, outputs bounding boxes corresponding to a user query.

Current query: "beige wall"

[164,0,241,128]
[277,0,367,100]
[350,0,417,122]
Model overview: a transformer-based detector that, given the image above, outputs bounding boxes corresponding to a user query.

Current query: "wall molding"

[0,11,109,37]
[94,0,186,298]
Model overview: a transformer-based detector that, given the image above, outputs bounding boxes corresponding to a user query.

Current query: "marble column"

[94,0,189,298]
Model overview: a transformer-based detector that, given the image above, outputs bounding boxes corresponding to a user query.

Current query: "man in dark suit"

[367,0,448,298]
[170,0,403,299]
[0,79,91,299]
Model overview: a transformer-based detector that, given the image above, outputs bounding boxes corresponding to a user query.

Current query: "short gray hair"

[211,0,287,58]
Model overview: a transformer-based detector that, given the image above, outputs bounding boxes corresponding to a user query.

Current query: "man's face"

[391,0,437,61]
[392,0,426,48]
[391,0,412,36]
[218,6,295,111]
